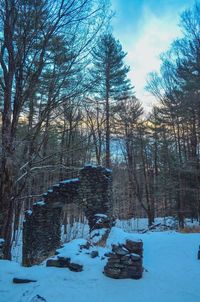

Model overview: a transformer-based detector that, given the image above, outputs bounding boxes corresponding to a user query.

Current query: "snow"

[1,227,200,302]
[80,165,111,172]
[26,210,33,215]
[12,232,23,264]
[53,184,60,188]
[55,238,90,265]
[90,228,107,243]
[60,178,79,184]
[94,213,108,224]
[115,217,199,232]
[33,201,45,206]
[94,214,108,218]
[106,227,142,248]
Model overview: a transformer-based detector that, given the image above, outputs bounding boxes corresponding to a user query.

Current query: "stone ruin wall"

[0,238,4,259]
[23,166,113,266]
[79,166,112,230]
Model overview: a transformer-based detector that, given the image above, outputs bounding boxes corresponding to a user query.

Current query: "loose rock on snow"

[79,241,91,250]
[68,262,83,272]
[46,257,70,268]
[46,256,83,272]
[90,251,99,258]
[13,277,37,283]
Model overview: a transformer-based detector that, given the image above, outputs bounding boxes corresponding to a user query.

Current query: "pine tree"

[90,33,133,168]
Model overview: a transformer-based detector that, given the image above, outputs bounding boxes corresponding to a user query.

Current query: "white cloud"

[126,6,182,111]
[112,1,194,112]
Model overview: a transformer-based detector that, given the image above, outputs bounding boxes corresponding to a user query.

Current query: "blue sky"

[111,0,195,111]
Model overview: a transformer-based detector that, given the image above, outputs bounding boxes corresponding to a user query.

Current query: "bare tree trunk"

[139,129,154,226]
[0,0,16,259]
[105,92,110,168]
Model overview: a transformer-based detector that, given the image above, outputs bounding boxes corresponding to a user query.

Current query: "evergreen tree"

[90,33,133,168]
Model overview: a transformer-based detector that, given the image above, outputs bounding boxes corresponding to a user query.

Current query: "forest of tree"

[0,0,200,259]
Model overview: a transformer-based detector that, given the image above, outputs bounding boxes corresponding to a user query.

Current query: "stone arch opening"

[22,165,112,266]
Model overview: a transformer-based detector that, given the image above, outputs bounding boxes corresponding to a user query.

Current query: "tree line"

[0,0,200,259]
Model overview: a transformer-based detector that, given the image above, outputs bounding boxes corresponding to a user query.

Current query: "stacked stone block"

[104,239,143,279]
[43,178,80,206]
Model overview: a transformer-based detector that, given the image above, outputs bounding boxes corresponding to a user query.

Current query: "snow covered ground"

[1,227,200,302]
[11,216,200,264]
[115,217,200,232]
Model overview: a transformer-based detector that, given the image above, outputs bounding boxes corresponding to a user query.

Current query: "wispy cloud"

[111,0,195,111]
[129,5,181,110]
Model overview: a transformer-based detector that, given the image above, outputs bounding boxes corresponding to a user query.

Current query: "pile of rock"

[104,239,143,279]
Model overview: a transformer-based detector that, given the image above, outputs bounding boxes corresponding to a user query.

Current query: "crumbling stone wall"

[0,238,4,259]
[23,202,62,266]
[43,178,80,206]
[79,166,112,230]
[23,166,112,266]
